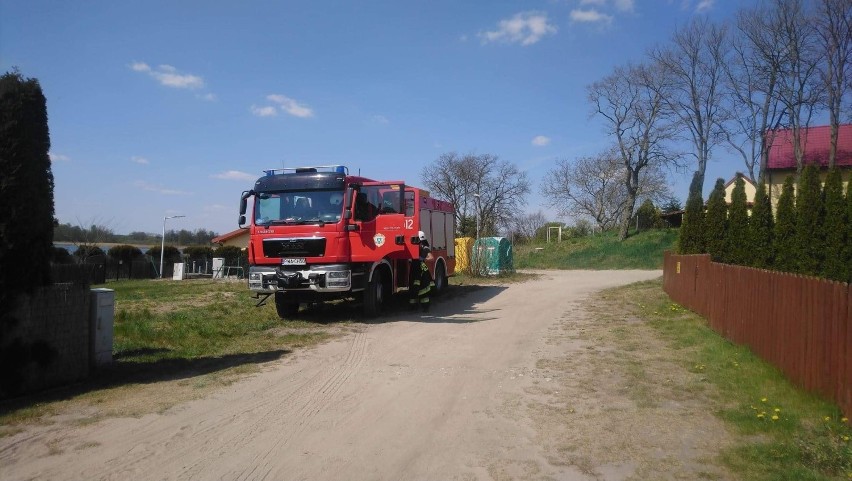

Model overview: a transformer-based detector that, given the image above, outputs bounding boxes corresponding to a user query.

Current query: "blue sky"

[2,0,743,235]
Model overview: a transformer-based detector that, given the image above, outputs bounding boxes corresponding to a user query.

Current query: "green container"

[471,237,514,275]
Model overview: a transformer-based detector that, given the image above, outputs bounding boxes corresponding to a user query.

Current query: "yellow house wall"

[724,179,756,205]
[765,169,852,210]
[216,230,250,249]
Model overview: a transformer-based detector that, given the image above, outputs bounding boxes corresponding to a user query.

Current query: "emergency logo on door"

[373,233,385,247]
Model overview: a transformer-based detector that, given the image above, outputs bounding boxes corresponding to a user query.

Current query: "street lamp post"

[160,215,185,278]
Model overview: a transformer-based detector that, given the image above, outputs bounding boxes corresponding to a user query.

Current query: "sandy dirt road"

[2,270,731,481]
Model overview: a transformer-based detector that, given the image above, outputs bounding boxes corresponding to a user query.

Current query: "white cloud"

[695,0,714,12]
[570,8,613,24]
[372,114,389,124]
[251,105,278,117]
[532,135,551,147]
[479,11,557,46]
[131,156,149,165]
[580,0,606,5]
[197,93,217,102]
[614,0,635,12]
[49,152,70,162]
[211,170,256,181]
[130,62,204,89]
[133,180,191,196]
[267,94,314,118]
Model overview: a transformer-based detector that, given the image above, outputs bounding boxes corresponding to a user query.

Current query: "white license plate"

[281,258,306,265]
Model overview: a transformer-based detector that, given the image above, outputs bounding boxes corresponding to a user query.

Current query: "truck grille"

[263,237,326,258]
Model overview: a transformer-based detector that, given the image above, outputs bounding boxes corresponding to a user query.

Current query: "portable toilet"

[471,237,514,275]
[454,237,474,272]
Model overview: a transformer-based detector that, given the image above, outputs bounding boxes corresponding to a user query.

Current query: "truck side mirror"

[238,215,247,227]
[239,190,253,215]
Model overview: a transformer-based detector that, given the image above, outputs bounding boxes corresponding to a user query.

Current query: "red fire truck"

[238,165,455,318]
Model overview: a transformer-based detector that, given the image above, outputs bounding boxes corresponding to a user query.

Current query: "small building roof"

[211,228,248,245]
[766,124,852,169]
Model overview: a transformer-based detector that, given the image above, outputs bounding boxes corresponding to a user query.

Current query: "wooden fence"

[663,252,851,416]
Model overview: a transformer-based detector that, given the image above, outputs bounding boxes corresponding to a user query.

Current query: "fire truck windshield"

[255,189,345,225]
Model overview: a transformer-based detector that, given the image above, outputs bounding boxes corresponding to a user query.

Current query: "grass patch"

[1,279,341,427]
[514,229,677,270]
[615,279,851,480]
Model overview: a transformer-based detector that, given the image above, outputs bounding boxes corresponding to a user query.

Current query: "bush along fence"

[663,252,851,416]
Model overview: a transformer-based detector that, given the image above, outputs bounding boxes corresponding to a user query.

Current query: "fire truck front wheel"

[274,292,300,319]
[363,270,385,318]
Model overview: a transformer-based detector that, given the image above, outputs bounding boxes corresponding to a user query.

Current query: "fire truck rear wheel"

[274,292,300,319]
[434,262,447,295]
[363,270,384,318]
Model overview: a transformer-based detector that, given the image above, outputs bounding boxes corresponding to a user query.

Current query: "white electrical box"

[89,288,114,366]
[212,257,225,279]
[172,262,185,280]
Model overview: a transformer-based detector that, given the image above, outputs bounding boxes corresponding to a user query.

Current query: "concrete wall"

[1,285,91,397]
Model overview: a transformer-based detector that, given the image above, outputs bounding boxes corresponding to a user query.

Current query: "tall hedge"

[846,179,852,282]
[821,169,846,281]
[726,176,750,265]
[0,71,55,306]
[773,176,797,273]
[703,178,728,262]
[794,165,824,276]
[748,181,774,269]
[678,173,705,254]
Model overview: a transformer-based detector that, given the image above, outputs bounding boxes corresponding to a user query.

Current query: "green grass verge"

[622,280,851,480]
[109,279,332,362]
[514,229,677,270]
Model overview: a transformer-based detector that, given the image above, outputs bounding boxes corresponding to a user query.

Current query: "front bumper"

[248,264,352,294]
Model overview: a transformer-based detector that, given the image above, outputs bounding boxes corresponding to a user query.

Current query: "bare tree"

[542,149,671,231]
[421,152,530,236]
[817,0,852,168]
[773,0,825,173]
[587,63,680,240]
[651,17,729,195]
[508,211,547,243]
[724,4,789,182]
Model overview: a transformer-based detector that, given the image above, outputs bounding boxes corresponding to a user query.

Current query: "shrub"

[183,246,214,261]
[678,173,705,254]
[726,175,750,265]
[704,178,728,261]
[147,245,182,265]
[773,176,797,273]
[74,245,105,260]
[748,182,774,269]
[107,244,143,263]
[794,165,824,276]
[50,246,74,264]
[0,71,54,304]
[213,245,246,266]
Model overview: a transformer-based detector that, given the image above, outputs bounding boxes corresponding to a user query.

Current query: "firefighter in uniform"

[410,231,435,312]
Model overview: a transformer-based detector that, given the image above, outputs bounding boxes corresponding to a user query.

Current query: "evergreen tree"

[794,164,824,276]
[773,176,797,272]
[678,173,705,254]
[845,178,852,282]
[748,181,774,269]
[703,178,728,262]
[726,175,750,265]
[0,71,55,302]
[821,169,847,281]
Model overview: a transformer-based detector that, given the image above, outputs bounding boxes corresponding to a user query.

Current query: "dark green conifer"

[678,173,705,254]
[794,164,824,276]
[821,169,847,281]
[703,178,728,262]
[748,181,774,269]
[773,176,797,272]
[726,175,750,265]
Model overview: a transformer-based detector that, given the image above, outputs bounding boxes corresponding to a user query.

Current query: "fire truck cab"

[238,165,455,318]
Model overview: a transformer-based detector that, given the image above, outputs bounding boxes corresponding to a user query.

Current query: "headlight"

[249,272,262,281]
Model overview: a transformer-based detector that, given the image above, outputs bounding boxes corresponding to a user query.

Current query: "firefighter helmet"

[418,231,427,241]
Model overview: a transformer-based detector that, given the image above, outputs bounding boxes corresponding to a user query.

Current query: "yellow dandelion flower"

[843,417,849,423]
[825,416,832,421]
[842,435,849,442]
[757,413,765,419]
[771,415,779,421]
[774,408,781,413]
[761,397,767,403]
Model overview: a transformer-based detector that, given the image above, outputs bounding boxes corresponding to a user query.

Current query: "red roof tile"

[766,124,852,169]
[211,228,248,244]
